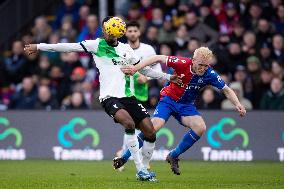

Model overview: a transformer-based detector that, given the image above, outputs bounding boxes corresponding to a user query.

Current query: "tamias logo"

[202,118,253,161]
[0,117,26,160]
[52,117,103,160]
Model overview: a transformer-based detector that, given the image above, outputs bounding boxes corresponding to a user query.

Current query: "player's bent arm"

[37,43,85,52]
[139,66,171,81]
[135,55,167,71]
[222,85,242,107]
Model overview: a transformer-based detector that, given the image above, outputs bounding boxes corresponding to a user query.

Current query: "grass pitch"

[0,160,283,189]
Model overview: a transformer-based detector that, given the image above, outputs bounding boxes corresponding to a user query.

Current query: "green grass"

[0,160,283,189]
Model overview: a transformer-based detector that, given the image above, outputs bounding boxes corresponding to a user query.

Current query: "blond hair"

[193,47,214,61]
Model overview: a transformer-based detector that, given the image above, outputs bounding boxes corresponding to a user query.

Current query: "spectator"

[173,24,189,51]
[211,34,230,73]
[271,34,284,62]
[77,14,102,42]
[223,2,240,34]
[184,12,218,46]
[49,65,70,103]
[31,16,52,43]
[260,77,284,109]
[65,92,88,109]
[177,38,200,58]
[4,41,28,84]
[227,42,247,74]
[127,4,147,33]
[140,0,154,21]
[221,81,253,110]
[9,77,37,109]
[234,65,254,101]
[210,0,227,30]
[157,16,175,43]
[274,5,284,34]
[199,3,219,31]
[146,8,163,28]
[53,0,80,30]
[242,31,257,56]
[230,21,245,43]
[142,25,159,52]
[258,42,273,69]
[256,18,274,48]
[34,85,59,110]
[77,5,90,31]
[36,54,51,77]
[246,56,262,85]
[271,60,284,79]
[196,87,221,109]
[257,68,273,107]
[244,3,263,31]
[59,16,77,43]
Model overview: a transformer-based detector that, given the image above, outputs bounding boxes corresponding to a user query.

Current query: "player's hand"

[137,74,148,84]
[236,104,246,117]
[120,65,137,76]
[170,74,183,85]
[24,44,38,55]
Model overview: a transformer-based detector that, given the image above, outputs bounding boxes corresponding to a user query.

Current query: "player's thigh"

[114,109,135,129]
[181,115,206,136]
[151,117,166,132]
[123,97,150,127]
[101,97,135,129]
[153,98,173,123]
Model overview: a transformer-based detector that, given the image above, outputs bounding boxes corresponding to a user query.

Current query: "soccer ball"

[104,17,126,38]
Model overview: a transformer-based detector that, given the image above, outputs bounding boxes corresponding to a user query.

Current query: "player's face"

[126,26,140,42]
[192,56,210,76]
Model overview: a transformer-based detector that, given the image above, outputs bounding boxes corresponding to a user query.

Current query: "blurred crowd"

[0,0,284,111]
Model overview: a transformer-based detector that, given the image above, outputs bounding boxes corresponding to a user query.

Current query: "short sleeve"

[208,69,226,89]
[166,56,190,70]
[127,45,140,65]
[80,39,99,53]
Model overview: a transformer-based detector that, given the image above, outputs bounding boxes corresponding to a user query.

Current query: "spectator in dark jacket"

[34,85,59,110]
[9,77,37,109]
[184,11,218,46]
[260,77,284,109]
[4,41,28,84]
[53,0,80,30]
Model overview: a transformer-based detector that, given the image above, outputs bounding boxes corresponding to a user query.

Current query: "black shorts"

[101,96,150,125]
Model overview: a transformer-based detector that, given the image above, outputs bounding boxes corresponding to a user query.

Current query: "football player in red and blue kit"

[116,47,246,175]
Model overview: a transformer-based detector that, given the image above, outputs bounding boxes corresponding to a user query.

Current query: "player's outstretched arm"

[222,85,246,117]
[121,55,167,75]
[135,55,167,71]
[24,43,85,55]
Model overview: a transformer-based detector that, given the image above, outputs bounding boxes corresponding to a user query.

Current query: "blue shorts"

[153,96,200,125]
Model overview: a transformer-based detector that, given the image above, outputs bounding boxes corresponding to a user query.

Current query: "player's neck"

[128,40,140,49]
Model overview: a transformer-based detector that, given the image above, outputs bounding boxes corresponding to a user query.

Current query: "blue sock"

[121,132,145,161]
[170,129,200,158]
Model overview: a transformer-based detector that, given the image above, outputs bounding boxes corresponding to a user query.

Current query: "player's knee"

[192,122,206,136]
[142,128,156,142]
[198,123,206,135]
[122,119,135,130]
[144,134,156,143]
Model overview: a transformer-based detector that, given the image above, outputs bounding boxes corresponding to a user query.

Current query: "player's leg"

[167,104,205,175]
[101,97,147,177]
[170,115,206,158]
[136,117,156,169]
[118,98,171,166]
[114,109,144,172]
